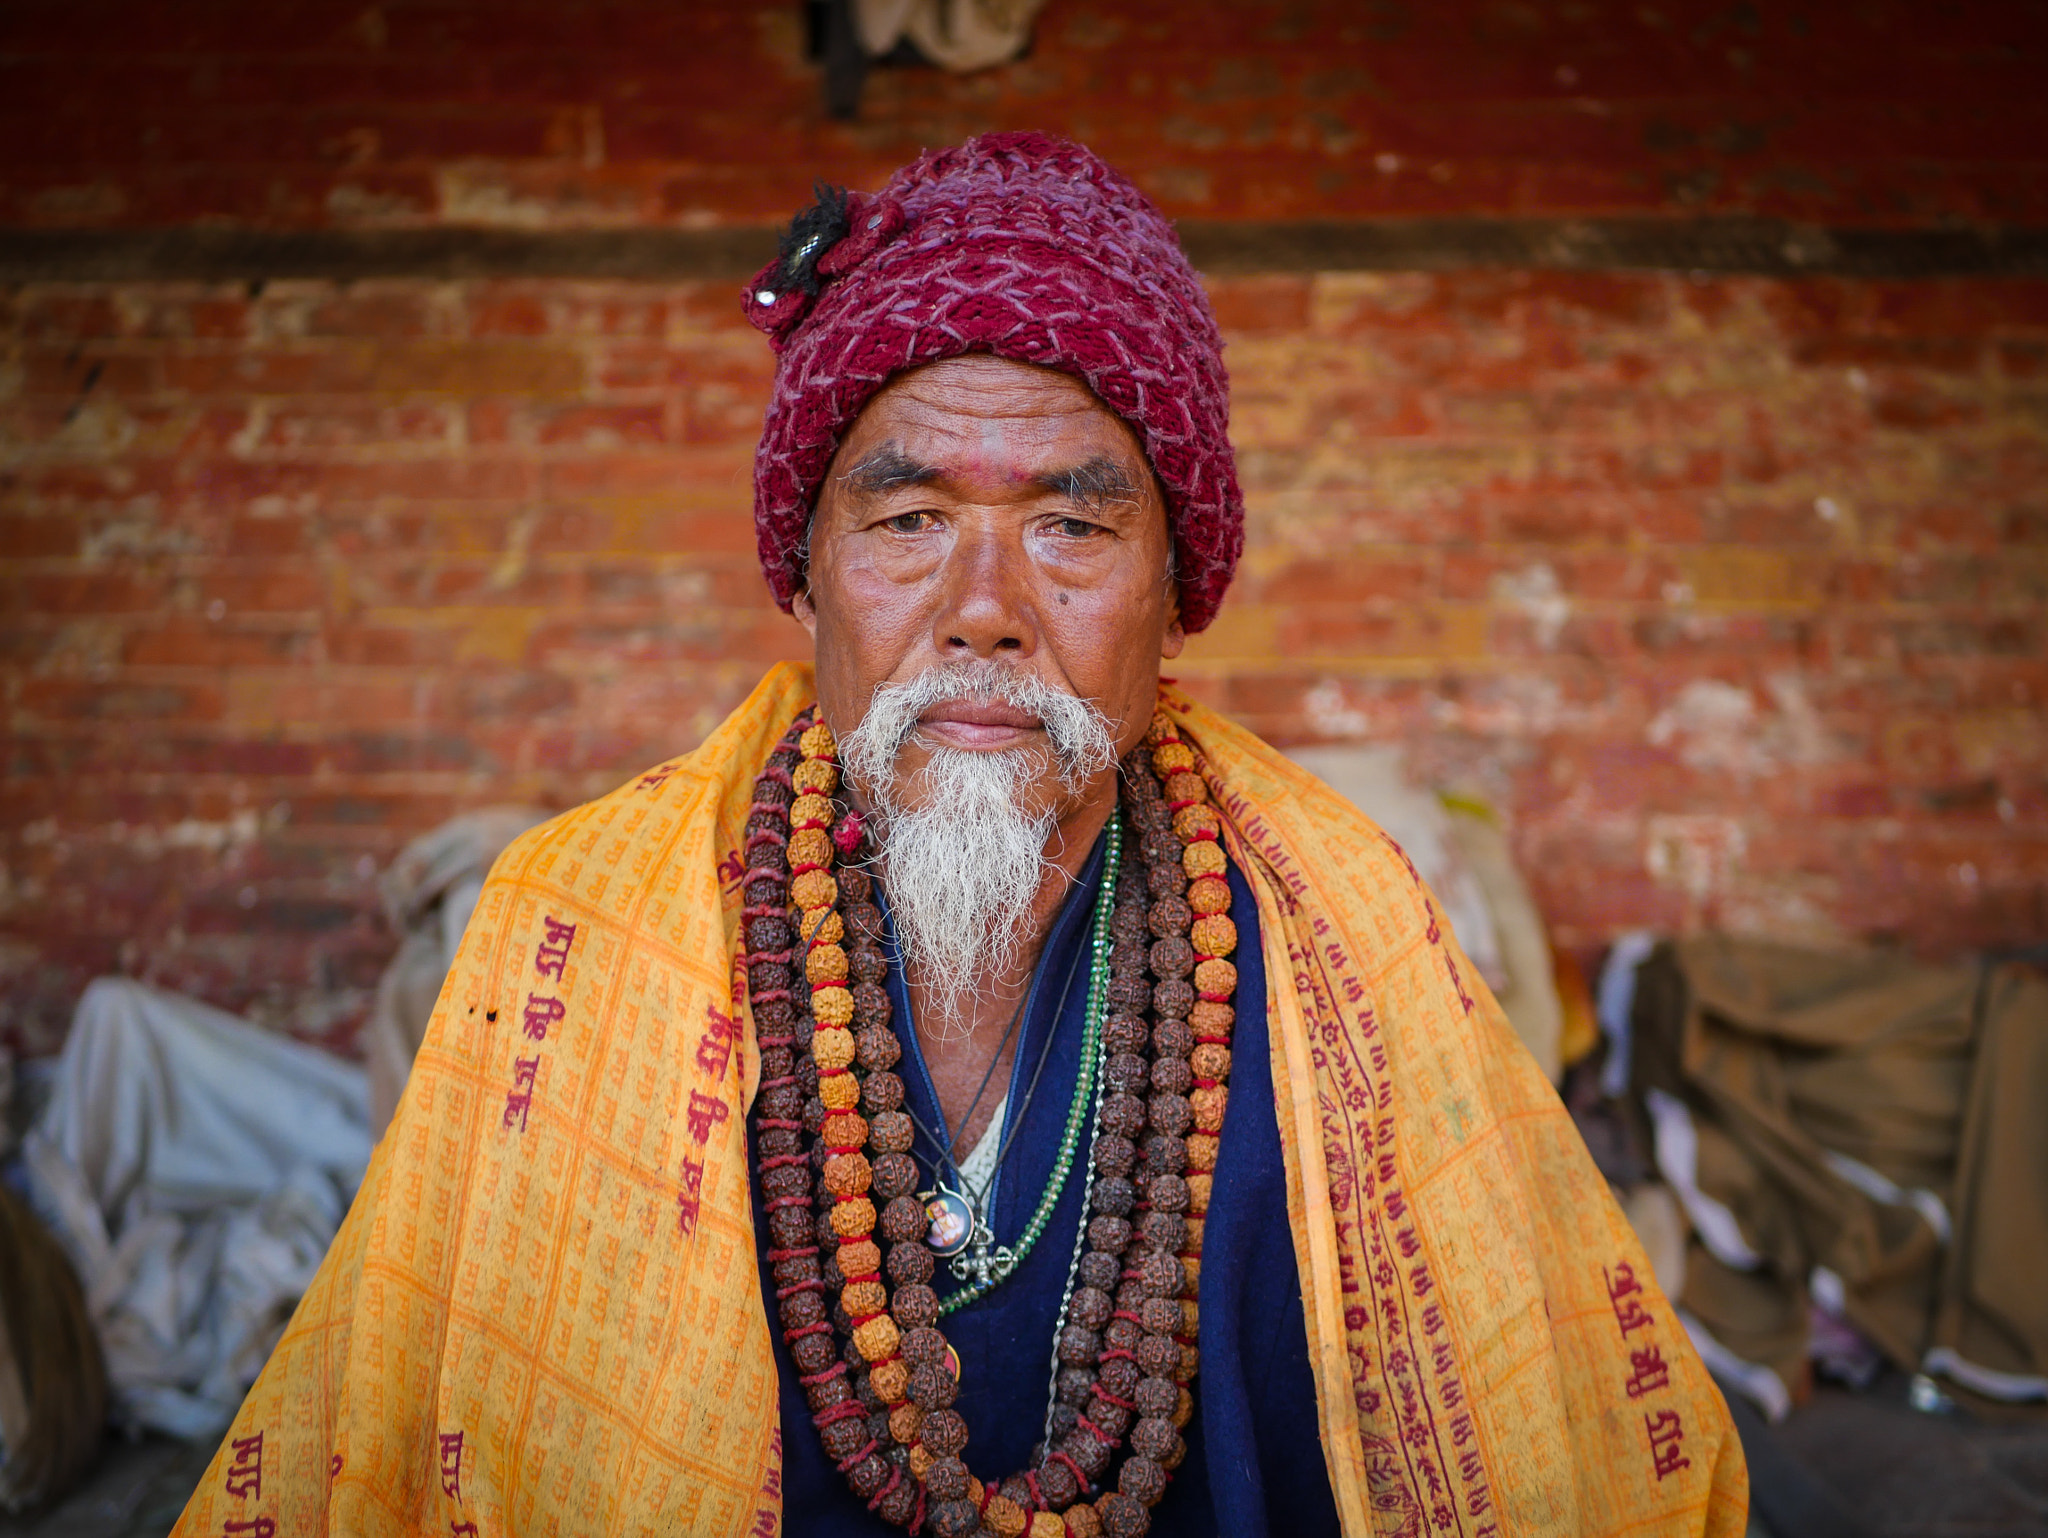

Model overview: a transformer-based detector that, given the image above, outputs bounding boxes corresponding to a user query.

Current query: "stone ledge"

[3,218,2045,284]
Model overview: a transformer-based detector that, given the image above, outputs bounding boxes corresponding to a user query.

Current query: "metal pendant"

[956,1231,1017,1288]
[922,1186,976,1258]
[922,1184,1017,1287]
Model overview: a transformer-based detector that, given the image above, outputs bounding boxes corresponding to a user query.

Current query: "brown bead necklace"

[743,710,1239,1538]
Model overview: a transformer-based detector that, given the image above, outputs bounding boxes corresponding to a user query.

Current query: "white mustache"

[838,661,1116,1034]
[839,660,1116,798]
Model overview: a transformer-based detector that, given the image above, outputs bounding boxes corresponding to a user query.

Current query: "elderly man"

[177,135,1743,1538]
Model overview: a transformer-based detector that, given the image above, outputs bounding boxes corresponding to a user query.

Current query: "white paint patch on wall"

[1300,677,1371,739]
[1645,813,1747,903]
[1490,561,1569,649]
[1647,674,1833,777]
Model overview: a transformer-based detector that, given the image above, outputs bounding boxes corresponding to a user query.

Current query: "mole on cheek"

[1058,591,1070,605]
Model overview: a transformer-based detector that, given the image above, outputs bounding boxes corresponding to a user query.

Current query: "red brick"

[17,677,226,722]
[7,732,323,779]
[305,459,538,503]
[16,293,126,341]
[1258,555,1437,604]
[17,346,161,398]
[530,402,670,449]
[299,290,448,340]
[1441,549,1676,603]
[1811,779,1897,818]
[307,506,506,558]
[158,345,376,396]
[467,292,554,339]
[528,726,668,774]
[538,450,749,504]
[191,568,326,613]
[1484,490,1708,546]
[1997,340,2048,379]
[122,623,315,667]
[1207,276,1314,335]
[323,731,495,775]
[542,291,676,341]
[667,284,764,334]
[319,624,465,667]
[365,342,586,396]
[0,514,84,558]
[3,569,171,614]
[593,343,770,396]
[1488,610,1634,660]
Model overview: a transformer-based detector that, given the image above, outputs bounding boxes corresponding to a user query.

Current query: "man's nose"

[933,517,1033,659]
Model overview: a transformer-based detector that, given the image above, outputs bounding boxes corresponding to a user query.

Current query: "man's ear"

[792,585,820,638]
[1159,581,1186,660]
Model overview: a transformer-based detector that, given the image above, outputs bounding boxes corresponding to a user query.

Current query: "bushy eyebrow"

[1034,455,1144,516]
[837,444,1144,516]
[839,443,939,498]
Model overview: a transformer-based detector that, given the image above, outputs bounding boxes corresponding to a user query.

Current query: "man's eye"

[884,511,934,533]
[1053,517,1100,538]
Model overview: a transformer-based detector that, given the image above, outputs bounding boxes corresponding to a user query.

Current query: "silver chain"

[1039,848,1119,1452]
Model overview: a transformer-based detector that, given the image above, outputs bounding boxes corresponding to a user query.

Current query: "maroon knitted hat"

[743,132,1242,633]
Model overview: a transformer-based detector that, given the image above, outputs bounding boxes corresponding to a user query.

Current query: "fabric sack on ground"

[1628,936,2047,1416]
[18,977,372,1438]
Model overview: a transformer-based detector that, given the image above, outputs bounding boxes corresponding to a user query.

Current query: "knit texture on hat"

[744,132,1243,633]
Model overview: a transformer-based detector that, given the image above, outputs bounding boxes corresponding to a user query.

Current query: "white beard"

[840,662,1116,1034]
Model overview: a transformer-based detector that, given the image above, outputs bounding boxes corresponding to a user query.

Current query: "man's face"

[794,354,1186,820]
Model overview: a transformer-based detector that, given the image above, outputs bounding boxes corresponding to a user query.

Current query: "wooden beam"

[2,218,2043,285]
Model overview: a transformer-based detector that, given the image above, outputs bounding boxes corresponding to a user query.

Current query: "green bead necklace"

[936,810,1122,1317]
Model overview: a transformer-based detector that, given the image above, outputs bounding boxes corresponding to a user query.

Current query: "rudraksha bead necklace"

[744,709,1239,1537]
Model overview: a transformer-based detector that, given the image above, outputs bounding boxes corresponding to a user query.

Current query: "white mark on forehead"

[978,414,1010,459]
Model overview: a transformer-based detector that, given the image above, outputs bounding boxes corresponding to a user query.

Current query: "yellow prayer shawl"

[176,664,1745,1537]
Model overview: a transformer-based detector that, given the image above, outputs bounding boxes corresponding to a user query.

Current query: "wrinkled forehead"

[824,356,1166,514]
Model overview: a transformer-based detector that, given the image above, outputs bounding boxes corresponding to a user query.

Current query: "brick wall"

[7,268,2044,1053]
[4,1,2046,1054]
